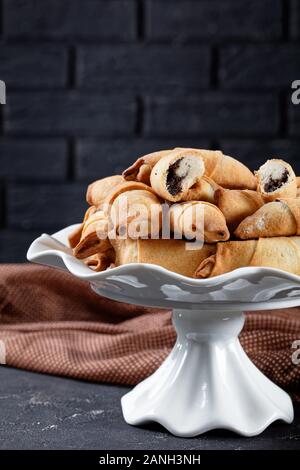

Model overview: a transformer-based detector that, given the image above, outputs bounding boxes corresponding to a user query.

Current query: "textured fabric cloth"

[0,264,299,400]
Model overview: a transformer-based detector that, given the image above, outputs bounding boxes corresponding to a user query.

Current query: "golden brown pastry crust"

[125,148,256,190]
[84,249,115,272]
[215,188,265,231]
[175,148,257,190]
[195,237,300,278]
[110,237,138,266]
[180,176,220,203]
[73,210,111,259]
[72,148,300,279]
[256,159,297,202]
[235,198,300,239]
[110,189,162,239]
[113,238,216,278]
[169,201,229,243]
[150,149,205,202]
[122,150,171,185]
[86,175,124,207]
[103,181,156,210]
[68,206,97,248]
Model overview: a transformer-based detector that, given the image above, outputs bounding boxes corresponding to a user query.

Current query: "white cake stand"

[27,225,297,437]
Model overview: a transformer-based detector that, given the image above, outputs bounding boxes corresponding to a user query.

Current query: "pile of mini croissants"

[68,148,300,278]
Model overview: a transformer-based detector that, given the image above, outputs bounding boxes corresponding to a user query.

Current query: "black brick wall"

[0,0,300,262]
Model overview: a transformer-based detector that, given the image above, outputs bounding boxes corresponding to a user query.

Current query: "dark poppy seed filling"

[264,168,289,193]
[166,158,186,196]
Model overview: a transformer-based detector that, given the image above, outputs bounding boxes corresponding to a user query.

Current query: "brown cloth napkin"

[0,264,299,400]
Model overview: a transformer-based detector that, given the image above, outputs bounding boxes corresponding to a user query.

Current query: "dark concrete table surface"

[0,366,299,450]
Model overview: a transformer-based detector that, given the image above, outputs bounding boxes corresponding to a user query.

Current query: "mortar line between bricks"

[2,38,292,46]
[135,96,144,136]
[0,0,3,37]
[279,91,288,137]
[210,46,219,88]
[143,133,281,140]
[137,0,144,41]
[67,138,76,180]
[67,46,76,89]
[2,132,139,139]
[282,0,290,41]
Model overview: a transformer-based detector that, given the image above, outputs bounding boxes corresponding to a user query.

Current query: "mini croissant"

[73,210,111,259]
[195,237,300,278]
[122,150,171,185]
[84,249,115,272]
[103,181,156,211]
[112,238,216,278]
[256,159,297,202]
[71,145,300,279]
[215,188,265,232]
[176,148,257,190]
[178,176,220,204]
[125,148,256,190]
[110,189,162,239]
[86,175,124,207]
[235,198,300,239]
[150,149,205,202]
[169,201,230,243]
[68,206,97,248]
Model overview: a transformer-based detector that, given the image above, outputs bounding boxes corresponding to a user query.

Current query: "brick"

[291,0,300,38]
[0,139,68,181]
[146,0,282,41]
[145,94,279,137]
[7,184,87,230]
[220,46,300,89]
[219,140,300,173]
[0,46,67,88]
[289,100,300,136]
[77,45,210,91]
[4,92,136,137]
[0,230,40,263]
[75,138,210,180]
[3,0,136,40]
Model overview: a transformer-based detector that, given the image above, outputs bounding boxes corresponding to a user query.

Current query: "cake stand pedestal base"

[121,309,294,437]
